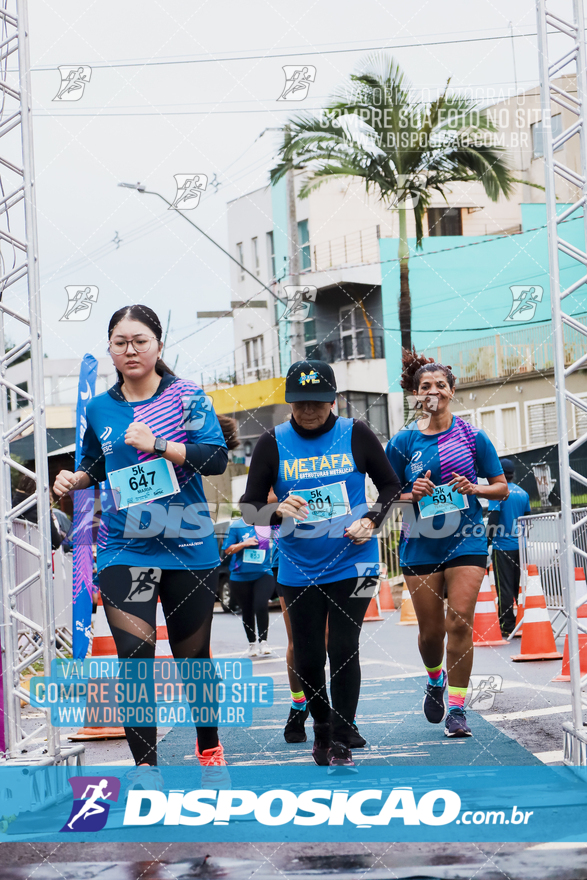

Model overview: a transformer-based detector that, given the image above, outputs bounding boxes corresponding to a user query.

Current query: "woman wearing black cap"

[241,359,401,768]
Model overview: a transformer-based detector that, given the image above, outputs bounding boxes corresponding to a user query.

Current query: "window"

[15,380,28,408]
[340,305,365,360]
[251,237,260,277]
[297,219,311,271]
[244,336,264,370]
[236,242,244,281]
[337,392,389,441]
[531,114,563,159]
[477,405,521,452]
[267,231,276,281]
[304,303,317,358]
[427,207,463,236]
[527,400,557,446]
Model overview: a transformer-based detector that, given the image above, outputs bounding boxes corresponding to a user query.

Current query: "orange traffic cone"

[511,565,562,661]
[553,632,587,681]
[472,571,506,646]
[364,592,384,621]
[68,592,125,741]
[379,579,395,611]
[513,589,524,637]
[396,583,418,625]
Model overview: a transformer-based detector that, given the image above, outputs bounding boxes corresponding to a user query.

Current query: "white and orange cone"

[472,571,506,646]
[378,579,396,611]
[68,592,125,741]
[511,565,562,661]
[396,583,418,626]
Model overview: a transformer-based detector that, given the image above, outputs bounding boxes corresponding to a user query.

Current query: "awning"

[9,428,76,461]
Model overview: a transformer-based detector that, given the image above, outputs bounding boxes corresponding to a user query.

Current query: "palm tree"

[270,53,518,356]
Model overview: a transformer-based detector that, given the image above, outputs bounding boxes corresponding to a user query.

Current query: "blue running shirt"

[221,518,274,581]
[385,416,503,567]
[488,482,531,551]
[273,417,377,586]
[81,373,226,573]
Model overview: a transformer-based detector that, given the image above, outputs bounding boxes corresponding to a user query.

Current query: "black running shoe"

[327,741,356,771]
[284,705,309,743]
[346,722,366,748]
[444,708,472,737]
[423,670,447,724]
[312,721,332,766]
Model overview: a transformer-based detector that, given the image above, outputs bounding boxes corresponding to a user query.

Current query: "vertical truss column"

[0,0,81,766]
[536,0,587,765]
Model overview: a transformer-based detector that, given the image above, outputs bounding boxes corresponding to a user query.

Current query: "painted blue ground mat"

[159,676,540,766]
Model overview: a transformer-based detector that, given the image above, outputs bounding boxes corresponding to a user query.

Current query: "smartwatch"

[153,436,168,455]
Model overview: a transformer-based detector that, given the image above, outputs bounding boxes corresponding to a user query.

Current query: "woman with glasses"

[53,304,229,775]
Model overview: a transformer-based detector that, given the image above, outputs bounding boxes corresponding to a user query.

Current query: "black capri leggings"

[229,573,275,643]
[98,564,219,765]
[280,576,372,745]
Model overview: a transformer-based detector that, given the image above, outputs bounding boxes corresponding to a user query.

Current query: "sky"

[6,0,572,382]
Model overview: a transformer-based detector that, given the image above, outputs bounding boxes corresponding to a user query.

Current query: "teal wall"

[270,177,290,375]
[379,203,586,392]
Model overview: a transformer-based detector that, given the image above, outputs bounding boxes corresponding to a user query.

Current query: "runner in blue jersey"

[222,502,275,656]
[241,360,401,768]
[53,305,229,774]
[487,458,531,637]
[385,350,508,738]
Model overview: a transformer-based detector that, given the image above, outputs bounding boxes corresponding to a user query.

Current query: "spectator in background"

[487,458,531,638]
[12,473,63,550]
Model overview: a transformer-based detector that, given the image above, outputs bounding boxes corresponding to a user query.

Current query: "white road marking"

[533,749,565,763]
[528,841,587,849]
[482,704,572,722]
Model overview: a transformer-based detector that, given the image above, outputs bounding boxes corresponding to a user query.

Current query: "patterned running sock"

[425,663,444,688]
[291,690,307,712]
[448,686,468,713]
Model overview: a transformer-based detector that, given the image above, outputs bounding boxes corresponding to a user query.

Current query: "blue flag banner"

[72,354,98,660]
[0,765,586,842]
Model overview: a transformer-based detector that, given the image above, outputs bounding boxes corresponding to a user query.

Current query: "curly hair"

[400,347,456,392]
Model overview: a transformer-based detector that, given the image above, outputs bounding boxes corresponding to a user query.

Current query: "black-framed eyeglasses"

[108,336,158,355]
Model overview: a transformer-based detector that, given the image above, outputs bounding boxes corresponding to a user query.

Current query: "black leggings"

[280,577,372,744]
[230,573,275,643]
[98,565,219,765]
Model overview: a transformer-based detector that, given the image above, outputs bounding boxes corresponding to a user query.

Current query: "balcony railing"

[306,333,385,364]
[310,226,381,273]
[422,318,587,384]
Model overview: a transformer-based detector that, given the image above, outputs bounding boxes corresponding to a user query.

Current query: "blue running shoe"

[444,708,472,737]
[423,670,447,724]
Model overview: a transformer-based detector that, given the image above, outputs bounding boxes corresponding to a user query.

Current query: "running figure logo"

[282,285,317,321]
[350,563,384,599]
[181,393,213,431]
[59,286,99,322]
[170,174,208,210]
[60,776,120,832]
[53,66,92,101]
[124,567,162,603]
[277,66,316,101]
[403,393,439,431]
[467,674,503,710]
[504,285,544,322]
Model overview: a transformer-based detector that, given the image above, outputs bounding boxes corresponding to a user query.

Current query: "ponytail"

[401,346,455,392]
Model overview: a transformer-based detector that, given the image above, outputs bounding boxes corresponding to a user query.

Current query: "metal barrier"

[12,519,73,673]
[377,505,404,586]
[517,508,587,638]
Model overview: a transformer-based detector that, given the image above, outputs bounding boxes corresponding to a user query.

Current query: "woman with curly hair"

[385,350,508,738]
